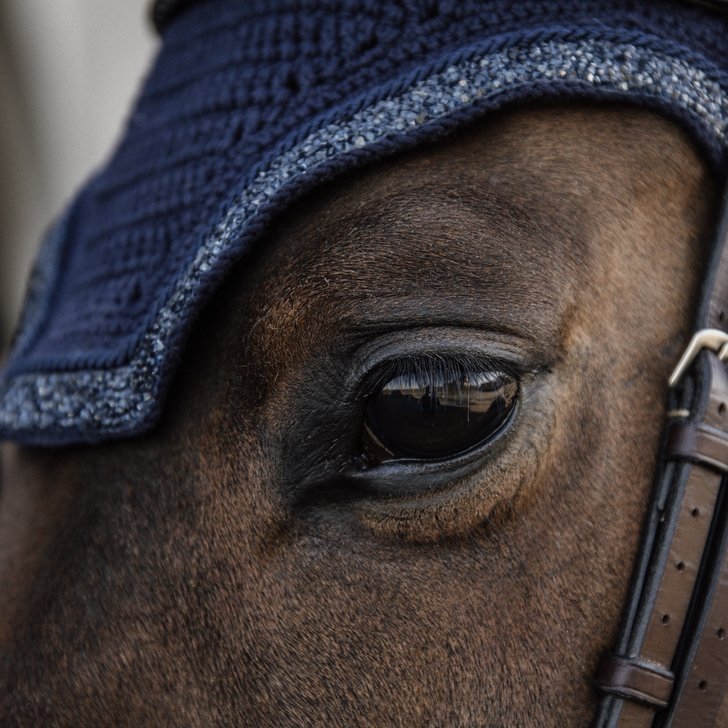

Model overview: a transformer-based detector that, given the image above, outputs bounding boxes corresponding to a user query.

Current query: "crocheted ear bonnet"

[2,0,728,445]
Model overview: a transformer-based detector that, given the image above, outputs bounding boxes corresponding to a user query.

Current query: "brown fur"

[0,104,719,726]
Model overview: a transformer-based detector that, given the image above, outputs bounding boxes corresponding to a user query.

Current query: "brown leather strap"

[670,474,728,727]
[595,355,728,728]
[595,657,673,709]
[668,422,728,473]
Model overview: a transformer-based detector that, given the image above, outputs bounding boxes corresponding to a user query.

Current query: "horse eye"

[360,363,518,465]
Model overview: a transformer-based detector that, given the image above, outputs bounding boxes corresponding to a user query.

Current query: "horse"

[0,99,719,725]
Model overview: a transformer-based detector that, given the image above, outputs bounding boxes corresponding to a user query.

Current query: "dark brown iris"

[362,366,517,463]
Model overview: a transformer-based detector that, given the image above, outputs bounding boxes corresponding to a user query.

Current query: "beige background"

[0,1,158,352]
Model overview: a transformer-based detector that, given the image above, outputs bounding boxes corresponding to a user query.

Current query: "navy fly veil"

[2,0,728,444]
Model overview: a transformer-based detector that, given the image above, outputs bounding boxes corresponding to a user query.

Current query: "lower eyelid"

[348,395,520,492]
[354,387,557,542]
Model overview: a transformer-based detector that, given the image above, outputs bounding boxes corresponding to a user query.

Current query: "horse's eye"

[360,361,517,465]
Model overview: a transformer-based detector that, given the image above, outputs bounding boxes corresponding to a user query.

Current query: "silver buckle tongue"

[668,328,728,387]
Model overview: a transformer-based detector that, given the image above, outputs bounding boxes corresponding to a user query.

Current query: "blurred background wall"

[0,1,158,354]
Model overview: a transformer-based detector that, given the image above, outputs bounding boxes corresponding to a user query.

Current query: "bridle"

[593,179,728,726]
[149,1,728,724]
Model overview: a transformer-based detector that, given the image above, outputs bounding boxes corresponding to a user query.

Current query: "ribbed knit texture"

[2,0,728,444]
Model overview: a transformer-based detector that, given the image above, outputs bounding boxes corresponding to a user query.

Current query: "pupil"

[363,366,517,461]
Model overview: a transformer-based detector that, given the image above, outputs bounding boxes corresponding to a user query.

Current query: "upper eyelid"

[344,327,540,395]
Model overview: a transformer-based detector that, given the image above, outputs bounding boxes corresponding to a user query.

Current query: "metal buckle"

[668,328,728,387]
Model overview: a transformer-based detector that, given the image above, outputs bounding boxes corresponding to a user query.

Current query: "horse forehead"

[267,106,699,262]
[247,106,703,341]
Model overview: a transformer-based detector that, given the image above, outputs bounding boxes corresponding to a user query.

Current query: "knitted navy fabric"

[2,0,728,444]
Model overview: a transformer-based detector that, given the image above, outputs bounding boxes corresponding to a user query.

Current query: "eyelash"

[359,352,518,400]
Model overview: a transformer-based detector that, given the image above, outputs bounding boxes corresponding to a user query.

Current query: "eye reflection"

[361,361,518,464]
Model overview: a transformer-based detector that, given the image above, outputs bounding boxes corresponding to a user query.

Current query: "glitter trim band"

[2,37,727,443]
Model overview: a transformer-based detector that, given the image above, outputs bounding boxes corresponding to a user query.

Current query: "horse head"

[1,2,726,725]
